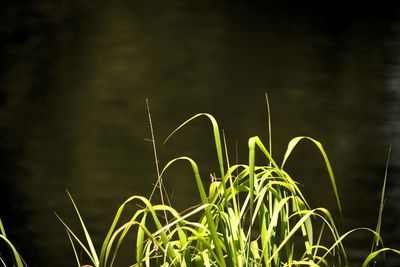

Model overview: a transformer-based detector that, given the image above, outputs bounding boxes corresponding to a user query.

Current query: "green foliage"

[1,105,399,266]
[56,112,399,266]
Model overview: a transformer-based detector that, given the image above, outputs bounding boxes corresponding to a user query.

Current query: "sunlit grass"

[54,106,399,266]
[1,100,399,266]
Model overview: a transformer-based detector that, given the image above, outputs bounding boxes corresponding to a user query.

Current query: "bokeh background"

[1,1,400,266]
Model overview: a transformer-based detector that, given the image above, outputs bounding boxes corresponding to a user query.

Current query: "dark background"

[1,1,400,266]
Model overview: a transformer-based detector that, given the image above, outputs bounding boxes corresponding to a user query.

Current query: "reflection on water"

[1,1,400,266]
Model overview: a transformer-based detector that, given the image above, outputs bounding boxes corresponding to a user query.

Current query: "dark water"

[1,1,400,266]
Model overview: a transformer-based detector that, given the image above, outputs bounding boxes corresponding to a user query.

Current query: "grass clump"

[56,102,399,267]
[1,100,399,266]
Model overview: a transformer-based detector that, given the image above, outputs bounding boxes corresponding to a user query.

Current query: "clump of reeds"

[55,100,399,267]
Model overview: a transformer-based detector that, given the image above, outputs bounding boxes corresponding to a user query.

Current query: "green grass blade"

[136,213,147,264]
[106,221,158,266]
[164,113,225,182]
[66,190,99,266]
[362,247,400,267]
[372,146,391,254]
[54,212,97,265]
[0,219,6,238]
[100,199,133,265]
[0,219,26,267]
[0,235,25,267]
[281,136,342,215]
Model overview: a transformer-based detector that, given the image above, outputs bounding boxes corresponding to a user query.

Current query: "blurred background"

[0,1,399,266]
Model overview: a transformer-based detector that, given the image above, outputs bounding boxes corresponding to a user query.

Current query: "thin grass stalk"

[146,99,170,224]
[265,92,272,166]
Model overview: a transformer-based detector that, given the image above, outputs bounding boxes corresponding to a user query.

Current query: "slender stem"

[146,99,169,224]
[265,92,272,165]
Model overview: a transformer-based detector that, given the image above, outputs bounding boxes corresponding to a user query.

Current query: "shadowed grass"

[0,219,26,267]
